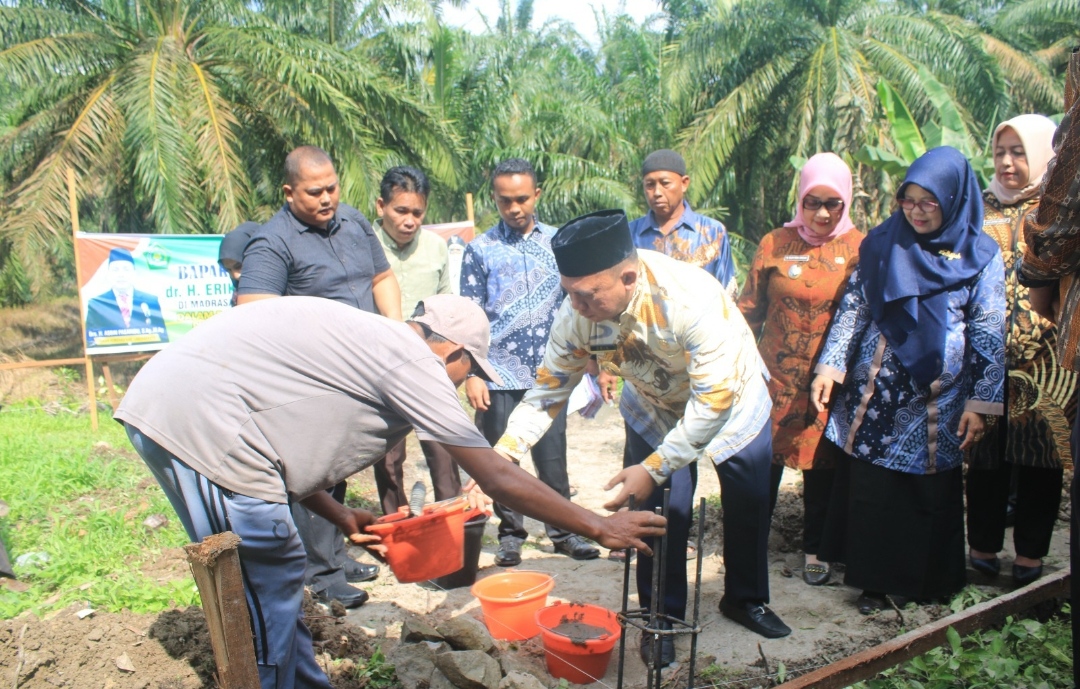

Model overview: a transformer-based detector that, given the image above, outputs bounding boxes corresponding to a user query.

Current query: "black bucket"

[432,512,489,589]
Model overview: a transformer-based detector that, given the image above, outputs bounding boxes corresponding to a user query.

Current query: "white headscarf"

[987,114,1058,206]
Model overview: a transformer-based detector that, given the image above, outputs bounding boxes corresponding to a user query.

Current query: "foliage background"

[0,0,1077,306]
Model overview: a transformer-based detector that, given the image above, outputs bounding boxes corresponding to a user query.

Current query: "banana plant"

[855,65,994,186]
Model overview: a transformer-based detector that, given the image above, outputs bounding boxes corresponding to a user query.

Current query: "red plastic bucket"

[471,570,554,640]
[535,602,622,684]
[365,497,474,583]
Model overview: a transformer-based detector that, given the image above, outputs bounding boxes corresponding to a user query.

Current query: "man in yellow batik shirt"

[496,210,790,668]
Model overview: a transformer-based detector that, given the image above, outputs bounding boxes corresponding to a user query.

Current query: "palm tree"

[667,0,1066,238]
[434,0,643,228]
[0,0,458,304]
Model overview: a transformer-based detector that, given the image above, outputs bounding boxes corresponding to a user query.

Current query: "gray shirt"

[115,297,489,503]
[237,203,391,311]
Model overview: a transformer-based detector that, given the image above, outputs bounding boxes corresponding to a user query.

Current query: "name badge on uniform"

[783,255,810,262]
[589,344,618,352]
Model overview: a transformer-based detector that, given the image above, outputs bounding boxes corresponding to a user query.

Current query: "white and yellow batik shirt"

[497,250,772,483]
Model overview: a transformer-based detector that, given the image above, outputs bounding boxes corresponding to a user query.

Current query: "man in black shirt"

[238,146,401,607]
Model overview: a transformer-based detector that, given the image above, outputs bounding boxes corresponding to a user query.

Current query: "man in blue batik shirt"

[460,158,600,567]
[628,149,739,298]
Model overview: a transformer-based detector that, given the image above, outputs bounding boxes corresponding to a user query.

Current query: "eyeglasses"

[897,198,941,213]
[802,197,845,212]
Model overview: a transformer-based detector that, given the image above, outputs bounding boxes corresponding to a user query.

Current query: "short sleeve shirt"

[237,203,391,312]
[114,297,489,503]
[377,226,451,317]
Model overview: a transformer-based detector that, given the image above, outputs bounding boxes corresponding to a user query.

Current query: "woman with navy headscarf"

[808,147,1006,614]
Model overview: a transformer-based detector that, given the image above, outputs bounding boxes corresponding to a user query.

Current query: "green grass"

[0,408,197,617]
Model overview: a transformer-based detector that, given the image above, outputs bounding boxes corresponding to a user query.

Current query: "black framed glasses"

[897,198,941,213]
[802,197,845,212]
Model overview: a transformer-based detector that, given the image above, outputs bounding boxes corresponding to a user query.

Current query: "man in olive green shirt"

[373,166,459,514]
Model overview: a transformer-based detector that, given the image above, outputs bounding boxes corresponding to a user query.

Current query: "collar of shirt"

[282,204,341,236]
[377,223,418,258]
[643,201,700,236]
[491,218,547,244]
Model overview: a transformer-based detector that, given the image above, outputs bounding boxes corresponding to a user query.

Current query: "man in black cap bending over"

[495,209,790,667]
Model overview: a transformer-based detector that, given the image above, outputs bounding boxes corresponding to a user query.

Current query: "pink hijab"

[987,114,1058,206]
[783,152,856,246]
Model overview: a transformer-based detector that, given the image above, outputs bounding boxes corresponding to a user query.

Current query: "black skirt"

[819,452,966,600]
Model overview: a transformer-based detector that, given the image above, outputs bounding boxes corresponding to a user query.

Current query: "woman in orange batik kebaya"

[738,152,863,586]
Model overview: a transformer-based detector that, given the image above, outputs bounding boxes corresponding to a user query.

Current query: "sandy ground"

[341,403,1071,687]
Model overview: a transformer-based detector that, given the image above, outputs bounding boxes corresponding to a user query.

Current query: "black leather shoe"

[315,582,369,609]
[639,621,675,668]
[802,563,830,586]
[495,538,523,567]
[1012,563,1043,587]
[719,596,791,638]
[856,591,886,615]
[345,561,380,583]
[969,554,1000,577]
[553,535,600,560]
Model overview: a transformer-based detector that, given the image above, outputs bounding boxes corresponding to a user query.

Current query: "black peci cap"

[552,209,636,278]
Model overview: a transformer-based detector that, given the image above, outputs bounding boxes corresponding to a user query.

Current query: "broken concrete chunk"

[435,650,502,689]
[499,671,549,689]
[142,514,168,531]
[115,653,136,672]
[429,669,457,689]
[401,615,444,643]
[436,615,495,653]
[388,640,437,689]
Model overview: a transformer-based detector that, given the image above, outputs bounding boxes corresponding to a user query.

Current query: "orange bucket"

[470,571,554,640]
[365,497,473,583]
[536,602,622,684]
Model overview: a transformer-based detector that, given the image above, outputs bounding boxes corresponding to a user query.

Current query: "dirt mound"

[0,597,382,689]
[1,604,207,688]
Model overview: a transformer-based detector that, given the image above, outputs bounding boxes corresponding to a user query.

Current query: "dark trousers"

[966,462,1063,559]
[626,421,773,621]
[127,425,332,688]
[479,389,572,543]
[769,463,836,555]
[373,436,461,516]
[290,482,349,593]
[1070,394,1079,689]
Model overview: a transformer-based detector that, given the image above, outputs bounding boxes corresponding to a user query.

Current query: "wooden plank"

[0,358,87,371]
[184,532,259,689]
[101,363,119,411]
[775,569,1070,689]
[66,167,98,432]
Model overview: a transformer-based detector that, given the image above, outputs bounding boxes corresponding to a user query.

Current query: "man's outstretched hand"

[595,510,666,556]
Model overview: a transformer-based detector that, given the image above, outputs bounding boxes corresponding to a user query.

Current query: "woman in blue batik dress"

[809,147,1006,614]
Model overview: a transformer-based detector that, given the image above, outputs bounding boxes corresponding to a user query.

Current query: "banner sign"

[423,220,475,243]
[76,233,228,355]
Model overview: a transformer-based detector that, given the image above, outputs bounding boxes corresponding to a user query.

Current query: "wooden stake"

[66,167,98,431]
[101,363,119,411]
[773,568,1070,689]
[465,192,475,225]
[184,532,259,689]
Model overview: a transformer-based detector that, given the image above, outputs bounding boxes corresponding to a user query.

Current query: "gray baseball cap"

[410,294,504,385]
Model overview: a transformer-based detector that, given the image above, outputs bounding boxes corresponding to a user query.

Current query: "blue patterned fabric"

[460,221,564,390]
[628,201,739,298]
[817,258,1006,475]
